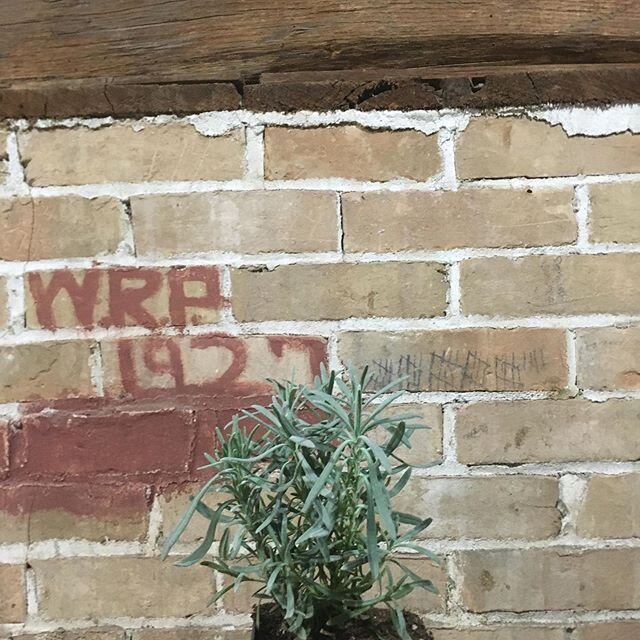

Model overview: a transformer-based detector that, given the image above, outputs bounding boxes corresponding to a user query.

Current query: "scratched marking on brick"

[368,349,547,391]
[101,334,327,398]
[369,354,425,390]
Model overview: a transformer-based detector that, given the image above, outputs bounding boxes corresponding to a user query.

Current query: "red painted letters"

[27,266,222,329]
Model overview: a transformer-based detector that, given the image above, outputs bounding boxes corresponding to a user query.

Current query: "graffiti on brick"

[105,334,327,398]
[369,354,425,390]
[27,266,222,329]
[368,348,548,391]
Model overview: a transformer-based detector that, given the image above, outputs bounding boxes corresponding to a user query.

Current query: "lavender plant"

[162,366,438,640]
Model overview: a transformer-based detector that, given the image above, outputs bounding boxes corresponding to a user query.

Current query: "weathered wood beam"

[1,66,639,119]
[1,1,638,84]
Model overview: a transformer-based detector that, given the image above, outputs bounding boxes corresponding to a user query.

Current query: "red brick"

[12,408,196,480]
[0,483,150,543]
[193,399,285,477]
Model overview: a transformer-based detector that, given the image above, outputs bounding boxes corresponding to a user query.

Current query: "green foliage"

[162,366,439,640]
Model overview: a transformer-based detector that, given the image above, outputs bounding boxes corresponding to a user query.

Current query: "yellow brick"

[231,263,447,321]
[265,126,440,181]
[132,629,251,640]
[385,556,446,614]
[457,117,640,178]
[19,124,245,185]
[577,327,640,391]
[432,629,566,640]
[576,474,640,538]
[461,254,640,316]
[33,557,213,619]
[0,341,93,402]
[131,191,337,256]
[369,403,443,466]
[339,329,568,392]
[0,564,26,623]
[0,484,149,544]
[13,628,125,640]
[460,548,640,612]
[590,182,640,243]
[456,399,640,464]
[395,477,560,540]
[0,197,124,261]
[576,621,640,640]
[343,188,576,252]
[160,485,229,545]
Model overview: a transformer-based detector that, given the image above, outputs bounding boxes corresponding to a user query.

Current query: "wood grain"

[2,67,639,118]
[1,1,639,84]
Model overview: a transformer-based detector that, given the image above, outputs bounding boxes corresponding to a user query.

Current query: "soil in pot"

[252,604,434,640]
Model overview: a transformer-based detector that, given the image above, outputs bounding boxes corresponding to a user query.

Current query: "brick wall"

[0,106,639,639]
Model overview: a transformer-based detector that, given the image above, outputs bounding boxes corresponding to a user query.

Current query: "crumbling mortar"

[244,125,265,180]
[572,184,591,249]
[88,343,105,397]
[445,262,461,318]
[24,564,39,621]
[116,200,137,258]
[11,104,640,139]
[336,192,345,254]
[144,495,163,556]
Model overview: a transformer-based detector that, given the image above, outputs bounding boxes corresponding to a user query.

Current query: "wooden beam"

[1,67,639,119]
[1,1,639,85]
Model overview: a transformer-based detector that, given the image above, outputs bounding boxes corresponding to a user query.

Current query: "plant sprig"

[162,365,439,640]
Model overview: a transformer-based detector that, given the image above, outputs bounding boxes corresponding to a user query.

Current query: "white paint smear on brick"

[529,104,640,136]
